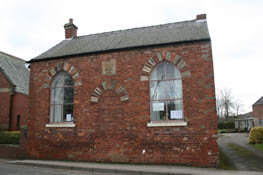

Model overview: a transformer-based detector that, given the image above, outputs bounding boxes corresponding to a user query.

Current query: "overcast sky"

[0,0,262,113]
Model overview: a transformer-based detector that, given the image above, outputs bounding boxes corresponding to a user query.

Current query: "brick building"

[252,96,263,126]
[27,14,218,167]
[0,51,29,131]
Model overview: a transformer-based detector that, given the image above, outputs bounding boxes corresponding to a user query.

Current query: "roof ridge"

[74,19,199,40]
[0,51,26,62]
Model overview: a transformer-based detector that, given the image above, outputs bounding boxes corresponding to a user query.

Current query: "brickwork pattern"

[253,104,263,126]
[90,79,129,103]
[27,42,218,167]
[0,72,29,131]
[43,62,82,88]
[10,93,29,130]
[0,72,12,130]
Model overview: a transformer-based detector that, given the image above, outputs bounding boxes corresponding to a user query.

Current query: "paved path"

[0,159,124,175]
[218,133,263,172]
[8,159,263,175]
[224,133,263,157]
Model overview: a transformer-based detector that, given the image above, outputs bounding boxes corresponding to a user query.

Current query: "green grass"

[218,129,236,134]
[228,143,255,157]
[228,143,263,171]
[219,148,236,170]
[0,131,20,144]
[250,144,263,152]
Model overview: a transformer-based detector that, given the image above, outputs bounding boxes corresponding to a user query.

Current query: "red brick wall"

[253,104,263,126]
[10,93,29,131]
[27,41,218,167]
[0,72,12,131]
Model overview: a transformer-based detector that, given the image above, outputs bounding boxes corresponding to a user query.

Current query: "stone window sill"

[45,122,75,128]
[147,121,187,127]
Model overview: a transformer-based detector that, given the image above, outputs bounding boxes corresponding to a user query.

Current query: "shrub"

[249,126,263,144]
[0,131,20,144]
[218,121,235,129]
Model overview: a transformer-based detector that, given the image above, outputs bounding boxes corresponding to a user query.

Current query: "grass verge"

[250,144,263,152]
[228,143,255,157]
[219,148,236,170]
[218,129,236,134]
[228,143,263,171]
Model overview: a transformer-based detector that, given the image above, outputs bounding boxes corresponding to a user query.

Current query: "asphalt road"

[0,160,124,175]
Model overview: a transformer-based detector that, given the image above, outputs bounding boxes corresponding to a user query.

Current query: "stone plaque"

[102,59,116,76]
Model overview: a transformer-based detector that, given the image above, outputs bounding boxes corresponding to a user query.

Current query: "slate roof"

[30,18,210,62]
[0,51,30,95]
[235,112,253,120]
[253,96,263,105]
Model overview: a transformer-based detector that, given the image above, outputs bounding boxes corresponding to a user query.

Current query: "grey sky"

[1,0,262,113]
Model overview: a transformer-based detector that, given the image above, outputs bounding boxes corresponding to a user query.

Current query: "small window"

[259,119,263,126]
[150,61,183,121]
[50,71,74,123]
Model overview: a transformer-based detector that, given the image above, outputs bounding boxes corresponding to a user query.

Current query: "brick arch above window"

[140,51,191,81]
[43,62,82,88]
[90,79,129,103]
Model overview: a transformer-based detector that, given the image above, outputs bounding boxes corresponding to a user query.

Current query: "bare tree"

[216,89,224,118]
[233,99,243,116]
[216,89,236,120]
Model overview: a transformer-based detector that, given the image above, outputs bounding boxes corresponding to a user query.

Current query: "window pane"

[51,104,63,122]
[51,72,64,88]
[174,80,182,98]
[150,62,165,80]
[63,104,74,122]
[51,87,63,104]
[64,87,74,104]
[150,81,158,100]
[163,80,182,99]
[165,81,177,99]
[150,81,166,100]
[151,101,166,121]
[150,80,182,100]
[64,73,74,86]
[167,100,183,120]
[166,63,181,79]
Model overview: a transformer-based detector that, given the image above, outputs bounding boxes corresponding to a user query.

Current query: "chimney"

[64,18,78,39]
[196,14,207,20]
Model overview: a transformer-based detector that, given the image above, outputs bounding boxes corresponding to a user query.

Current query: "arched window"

[150,61,183,121]
[50,71,74,123]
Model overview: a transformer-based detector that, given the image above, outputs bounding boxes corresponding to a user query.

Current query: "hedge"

[218,121,235,129]
[0,131,20,144]
[249,126,263,144]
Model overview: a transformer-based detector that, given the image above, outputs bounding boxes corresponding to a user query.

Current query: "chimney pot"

[64,18,78,39]
[196,14,207,20]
